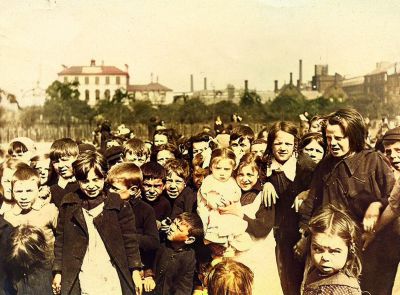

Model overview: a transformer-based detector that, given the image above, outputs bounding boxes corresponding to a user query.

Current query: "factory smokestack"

[190,74,194,92]
[274,80,278,93]
[204,77,207,90]
[289,73,293,85]
[299,59,303,86]
[244,80,248,92]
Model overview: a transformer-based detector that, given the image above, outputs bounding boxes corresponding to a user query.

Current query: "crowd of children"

[1,108,400,294]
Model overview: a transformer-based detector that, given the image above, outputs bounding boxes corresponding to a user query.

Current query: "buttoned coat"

[53,190,142,295]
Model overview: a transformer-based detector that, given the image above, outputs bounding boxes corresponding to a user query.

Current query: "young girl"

[5,225,53,295]
[8,137,37,164]
[52,151,142,295]
[303,205,362,295]
[299,132,326,164]
[197,148,251,256]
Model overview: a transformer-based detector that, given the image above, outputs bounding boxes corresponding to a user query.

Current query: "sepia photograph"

[1,0,400,294]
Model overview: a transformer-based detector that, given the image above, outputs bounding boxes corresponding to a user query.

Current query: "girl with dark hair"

[52,151,142,295]
[302,206,362,295]
[299,108,396,295]
[262,121,316,295]
[299,132,326,164]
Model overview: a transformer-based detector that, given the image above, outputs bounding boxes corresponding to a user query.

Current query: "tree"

[43,80,94,135]
[19,106,43,128]
[131,101,158,124]
[177,98,211,124]
[240,90,261,107]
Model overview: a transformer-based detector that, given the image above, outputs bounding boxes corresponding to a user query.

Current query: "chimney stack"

[90,59,96,66]
[125,64,129,73]
[297,79,300,89]
[244,80,248,92]
[299,59,303,86]
[190,74,194,92]
[274,80,279,93]
[315,65,317,76]
[204,77,207,90]
[289,73,293,85]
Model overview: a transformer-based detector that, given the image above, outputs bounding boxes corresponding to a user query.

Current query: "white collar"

[267,155,297,181]
[10,199,45,216]
[58,176,76,189]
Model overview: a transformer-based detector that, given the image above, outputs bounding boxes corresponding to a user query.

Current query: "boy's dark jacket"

[53,191,142,295]
[147,242,195,295]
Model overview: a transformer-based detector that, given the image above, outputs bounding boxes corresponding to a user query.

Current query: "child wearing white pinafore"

[197,148,251,253]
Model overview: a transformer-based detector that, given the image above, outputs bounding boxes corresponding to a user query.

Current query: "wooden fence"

[0,122,269,143]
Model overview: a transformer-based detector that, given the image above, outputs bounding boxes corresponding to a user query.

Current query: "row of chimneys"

[274,59,303,92]
[190,74,208,92]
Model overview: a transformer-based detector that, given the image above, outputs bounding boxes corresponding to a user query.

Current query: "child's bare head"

[123,138,150,167]
[7,225,49,272]
[207,260,254,295]
[49,138,79,162]
[141,162,166,202]
[12,166,40,211]
[167,212,204,244]
[107,162,142,200]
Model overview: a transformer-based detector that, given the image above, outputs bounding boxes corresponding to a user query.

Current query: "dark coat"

[53,191,142,295]
[170,186,197,219]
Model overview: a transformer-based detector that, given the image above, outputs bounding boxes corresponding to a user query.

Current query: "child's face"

[142,178,164,202]
[311,231,349,275]
[211,159,234,182]
[12,150,33,164]
[78,169,105,199]
[34,158,51,185]
[230,137,251,158]
[109,180,139,201]
[192,141,209,157]
[52,155,77,179]
[1,168,15,200]
[154,134,168,146]
[272,131,295,164]
[192,167,207,189]
[251,143,267,158]
[157,150,175,166]
[236,165,258,192]
[13,178,39,210]
[167,218,191,242]
[303,139,324,164]
[165,171,185,199]
[124,151,148,167]
[384,141,400,172]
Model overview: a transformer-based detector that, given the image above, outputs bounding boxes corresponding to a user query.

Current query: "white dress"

[79,203,122,295]
[232,193,283,295]
[197,175,251,251]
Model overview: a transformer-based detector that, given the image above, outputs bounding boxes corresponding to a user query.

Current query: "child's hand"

[219,202,243,218]
[156,220,162,230]
[362,231,376,251]
[52,273,62,295]
[160,217,172,232]
[363,201,382,232]
[132,270,143,295]
[291,190,309,212]
[262,182,278,207]
[143,276,156,292]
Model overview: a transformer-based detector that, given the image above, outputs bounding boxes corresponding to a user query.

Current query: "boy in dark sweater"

[144,212,204,295]
[140,162,171,230]
[107,162,160,275]
[49,138,79,208]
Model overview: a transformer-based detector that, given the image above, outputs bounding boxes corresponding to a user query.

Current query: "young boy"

[140,162,171,229]
[144,212,204,295]
[49,138,80,208]
[123,138,151,167]
[107,162,160,275]
[4,166,58,244]
[164,159,197,219]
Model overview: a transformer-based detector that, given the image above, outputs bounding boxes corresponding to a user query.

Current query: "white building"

[127,82,173,105]
[57,60,129,106]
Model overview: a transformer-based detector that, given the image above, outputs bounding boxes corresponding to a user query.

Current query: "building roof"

[366,62,395,76]
[58,65,128,76]
[342,76,364,87]
[301,90,322,100]
[127,82,172,92]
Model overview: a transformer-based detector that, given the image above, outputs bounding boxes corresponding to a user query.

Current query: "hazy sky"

[1,0,400,106]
